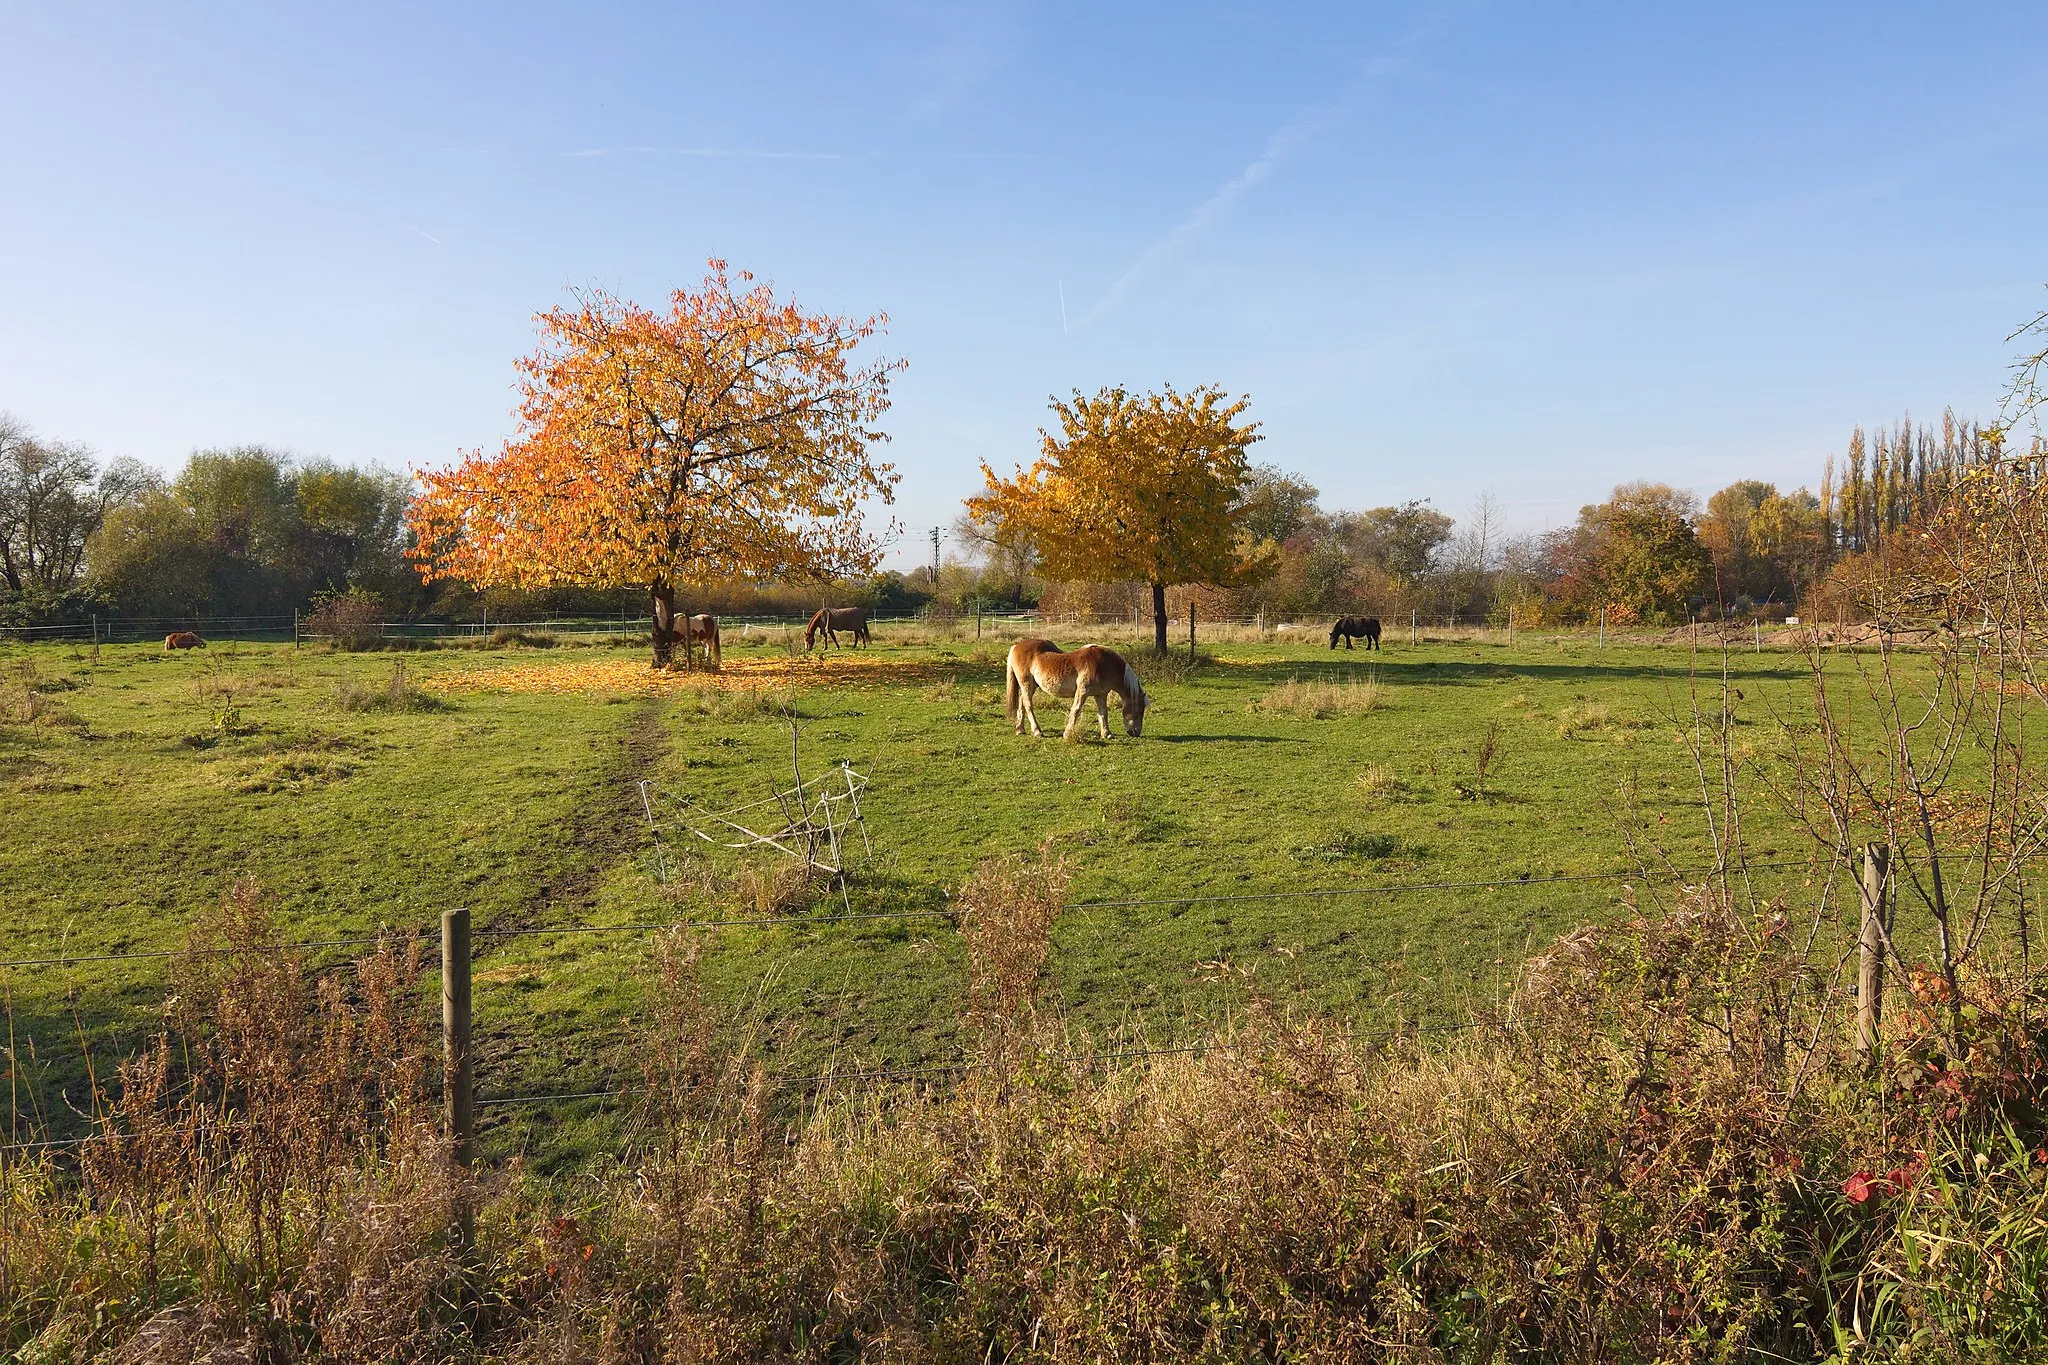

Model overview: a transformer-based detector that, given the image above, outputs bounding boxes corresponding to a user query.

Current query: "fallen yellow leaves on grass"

[423,653,969,696]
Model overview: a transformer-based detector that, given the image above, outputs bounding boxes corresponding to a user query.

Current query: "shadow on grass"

[1209,657,1807,688]
[1148,734,1310,745]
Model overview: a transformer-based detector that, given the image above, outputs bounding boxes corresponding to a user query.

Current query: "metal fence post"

[1856,845,1889,1061]
[442,908,475,1250]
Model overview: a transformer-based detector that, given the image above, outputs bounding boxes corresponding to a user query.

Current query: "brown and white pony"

[163,631,206,652]
[680,614,721,668]
[805,607,870,651]
[1003,639,1148,741]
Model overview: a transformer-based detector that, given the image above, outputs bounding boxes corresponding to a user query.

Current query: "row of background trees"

[0,399,2016,636]
[953,407,2002,632]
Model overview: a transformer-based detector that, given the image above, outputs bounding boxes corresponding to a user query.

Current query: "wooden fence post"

[1754,619,1762,653]
[292,607,300,650]
[1410,609,1416,646]
[1599,608,1606,649]
[442,908,475,1250]
[1188,602,1196,661]
[1856,845,1890,1061]
[975,600,982,639]
[1507,607,1514,649]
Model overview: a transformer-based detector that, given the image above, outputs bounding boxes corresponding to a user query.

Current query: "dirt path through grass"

[473,694,668,946]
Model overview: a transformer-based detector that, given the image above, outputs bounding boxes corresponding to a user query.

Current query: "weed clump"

[1354,762,1401,798]
[1253,673,1382,719]
[332,661,440,713]
[0,663,86,729]
[479,627,560,649]
[1296,829,1404,862]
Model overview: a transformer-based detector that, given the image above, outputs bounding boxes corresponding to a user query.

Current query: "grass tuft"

[332,661,441,713]
[1253,673,1382,719]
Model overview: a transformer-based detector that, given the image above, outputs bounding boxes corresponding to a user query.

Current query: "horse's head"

[1121,666,1148,737]
[1329,622,1342,648]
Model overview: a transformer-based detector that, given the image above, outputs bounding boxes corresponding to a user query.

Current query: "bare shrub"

[306,590,385,651]
[3,880,454,1362]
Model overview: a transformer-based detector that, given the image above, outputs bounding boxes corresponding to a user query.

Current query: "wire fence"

[4,608,1824,648]
[0,854,1893,1156]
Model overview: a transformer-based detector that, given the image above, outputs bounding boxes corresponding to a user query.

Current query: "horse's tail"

[1003,655,1020,721]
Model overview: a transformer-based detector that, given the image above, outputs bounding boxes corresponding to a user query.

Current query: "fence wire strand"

[0,857,1864,971]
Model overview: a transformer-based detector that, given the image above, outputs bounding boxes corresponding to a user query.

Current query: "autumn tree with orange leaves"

[968,384,1267,653]
[408,263,901,666]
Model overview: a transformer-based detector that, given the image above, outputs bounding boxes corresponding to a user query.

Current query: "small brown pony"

[1004,638,1148,741]
[805,607,870,651]
[163,631,206,652]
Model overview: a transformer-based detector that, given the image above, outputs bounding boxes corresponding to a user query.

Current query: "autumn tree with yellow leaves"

[969,384,1267,653]
[408,263,901,666]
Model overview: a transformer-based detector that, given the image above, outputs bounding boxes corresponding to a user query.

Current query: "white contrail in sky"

[565,146,852,160]
[1072,7,1444,331]
[1059,279,1069,336]
[1071,104,1331,331]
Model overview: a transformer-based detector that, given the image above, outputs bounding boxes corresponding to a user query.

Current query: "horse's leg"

[1093,690,1111,741]
[1062,688,1087,741]
[1344,633,1353,649]
[1020,677,1044,737]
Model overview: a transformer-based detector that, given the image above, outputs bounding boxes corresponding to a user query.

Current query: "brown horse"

[680,613,721,668]
[1004,638,1148,741]
[1329,616,1380,650]
[805,607,870,651]
[163,631,206,652]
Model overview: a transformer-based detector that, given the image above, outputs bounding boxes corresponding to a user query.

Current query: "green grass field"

[0,626,1900,1162]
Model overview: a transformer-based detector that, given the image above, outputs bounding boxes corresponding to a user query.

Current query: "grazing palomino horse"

[805,607,870,651]
[1004,639,1148,741]
[1329,616,1381,650]
[679,613,721,668]
[163,631,206,652]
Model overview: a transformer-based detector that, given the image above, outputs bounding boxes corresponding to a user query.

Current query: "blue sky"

[4,1,2045,569]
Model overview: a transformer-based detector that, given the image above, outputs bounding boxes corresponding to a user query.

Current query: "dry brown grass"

[8,869,2047,1362]
[1251,673,1383,719]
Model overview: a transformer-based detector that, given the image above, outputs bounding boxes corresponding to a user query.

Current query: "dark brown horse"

[1329,616,1380,650]
[805,607,870,651]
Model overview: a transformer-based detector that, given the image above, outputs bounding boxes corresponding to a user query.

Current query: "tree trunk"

[650,581,676,668]
[1151,581,1168,654]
